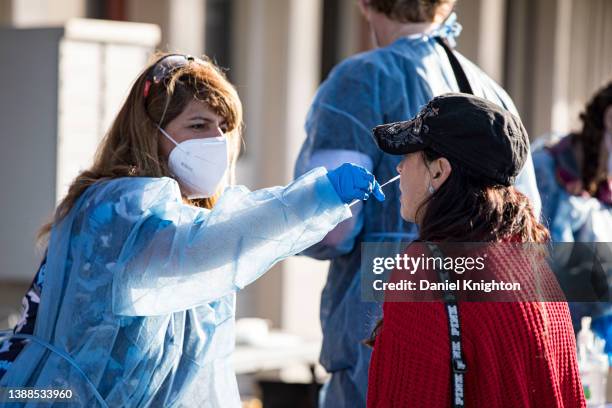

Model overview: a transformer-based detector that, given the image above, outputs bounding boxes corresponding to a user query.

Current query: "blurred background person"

[533,81,612,243]
[294,0,540,405]
[532,81,612,359]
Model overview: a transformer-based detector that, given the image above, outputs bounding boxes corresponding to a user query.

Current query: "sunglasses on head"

[143,54,204,98]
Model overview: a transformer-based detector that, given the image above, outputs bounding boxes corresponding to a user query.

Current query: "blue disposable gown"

[532,135,612,356]
[532,135,611,242]
[0,168,350,407]
[295,24,542,407]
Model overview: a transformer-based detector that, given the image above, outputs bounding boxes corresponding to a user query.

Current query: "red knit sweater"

[367,244,586,408]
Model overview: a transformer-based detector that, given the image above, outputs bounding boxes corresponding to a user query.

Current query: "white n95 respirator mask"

[158,126,229,199]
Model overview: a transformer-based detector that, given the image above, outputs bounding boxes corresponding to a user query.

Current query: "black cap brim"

[372,120,428,155]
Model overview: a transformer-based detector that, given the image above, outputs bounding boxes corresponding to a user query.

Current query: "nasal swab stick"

[348,174,400,208]
[380,174,401,189]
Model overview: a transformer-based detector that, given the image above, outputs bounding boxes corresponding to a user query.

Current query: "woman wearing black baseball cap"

[366,94,585,407]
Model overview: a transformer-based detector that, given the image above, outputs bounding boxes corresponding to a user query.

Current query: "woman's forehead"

[403,151,421,163]
[180,99,224,121]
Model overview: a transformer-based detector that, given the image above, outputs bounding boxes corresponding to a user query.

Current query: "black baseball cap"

[372,93,529,186]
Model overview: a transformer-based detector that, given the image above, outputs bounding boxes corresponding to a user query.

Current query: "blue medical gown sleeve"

[295,59,389,258]
[295,150,372,259]
[111,167,350,316]
[299,59,386,169]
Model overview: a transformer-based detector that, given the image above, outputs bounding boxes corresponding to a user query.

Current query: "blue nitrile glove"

[326,163,385,204]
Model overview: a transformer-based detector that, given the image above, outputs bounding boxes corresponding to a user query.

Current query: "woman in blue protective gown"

[0,53,384,407]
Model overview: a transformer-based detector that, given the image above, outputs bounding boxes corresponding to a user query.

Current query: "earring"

[428,184,435,194]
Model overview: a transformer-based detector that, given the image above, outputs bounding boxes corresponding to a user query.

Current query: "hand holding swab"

[348,174,400,208]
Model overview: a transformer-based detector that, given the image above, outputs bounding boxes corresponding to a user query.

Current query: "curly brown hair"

[576,81,612,196]
[366,0,456,23]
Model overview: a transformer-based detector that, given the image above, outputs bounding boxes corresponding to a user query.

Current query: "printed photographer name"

[373,279,522,292]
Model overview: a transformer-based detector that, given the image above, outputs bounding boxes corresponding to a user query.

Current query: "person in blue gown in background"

[294,1,542,406]
[532,81,612,359]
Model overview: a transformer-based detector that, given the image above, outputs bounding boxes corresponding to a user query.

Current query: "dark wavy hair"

[576,81,612,196]
[367,0,456,23]
[416,149,550,243]
[365,148,549,346]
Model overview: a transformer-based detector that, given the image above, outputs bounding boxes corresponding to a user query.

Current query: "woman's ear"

[604,106,612,134]
[357,0,370,18]
[432,157,452,188]
[433,2,454,24]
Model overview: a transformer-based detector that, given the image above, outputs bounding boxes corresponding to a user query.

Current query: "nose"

[396,163,402,175]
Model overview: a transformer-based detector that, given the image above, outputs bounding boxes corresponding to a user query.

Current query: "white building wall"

[230,0,329,339]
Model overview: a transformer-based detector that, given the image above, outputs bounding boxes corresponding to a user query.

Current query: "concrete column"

[455,0,506,84]
[476,0,506,83]
[504,0,558,138]
[7,0,85,26]
[281,0,327,339]
[168,0,205,54]
[127,0,205,55]
[0,0,13,25]
[550,0,573,134]
[503,0,612,138]
[232,0,327,337]
[530,0,559,138]
[564,0,612,132]
[337,0,365,60]
[503,0,531,124]
[506,0,612,138]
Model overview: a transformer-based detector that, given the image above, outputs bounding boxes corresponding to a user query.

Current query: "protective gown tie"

[0,330,109,408]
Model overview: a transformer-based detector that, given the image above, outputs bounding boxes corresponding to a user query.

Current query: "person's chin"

[399,207,413,223]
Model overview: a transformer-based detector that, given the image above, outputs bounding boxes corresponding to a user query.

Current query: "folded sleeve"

[295,58,388,259]
[295,58,386,178]
[111,168,351,316]
[296,149,372,259]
